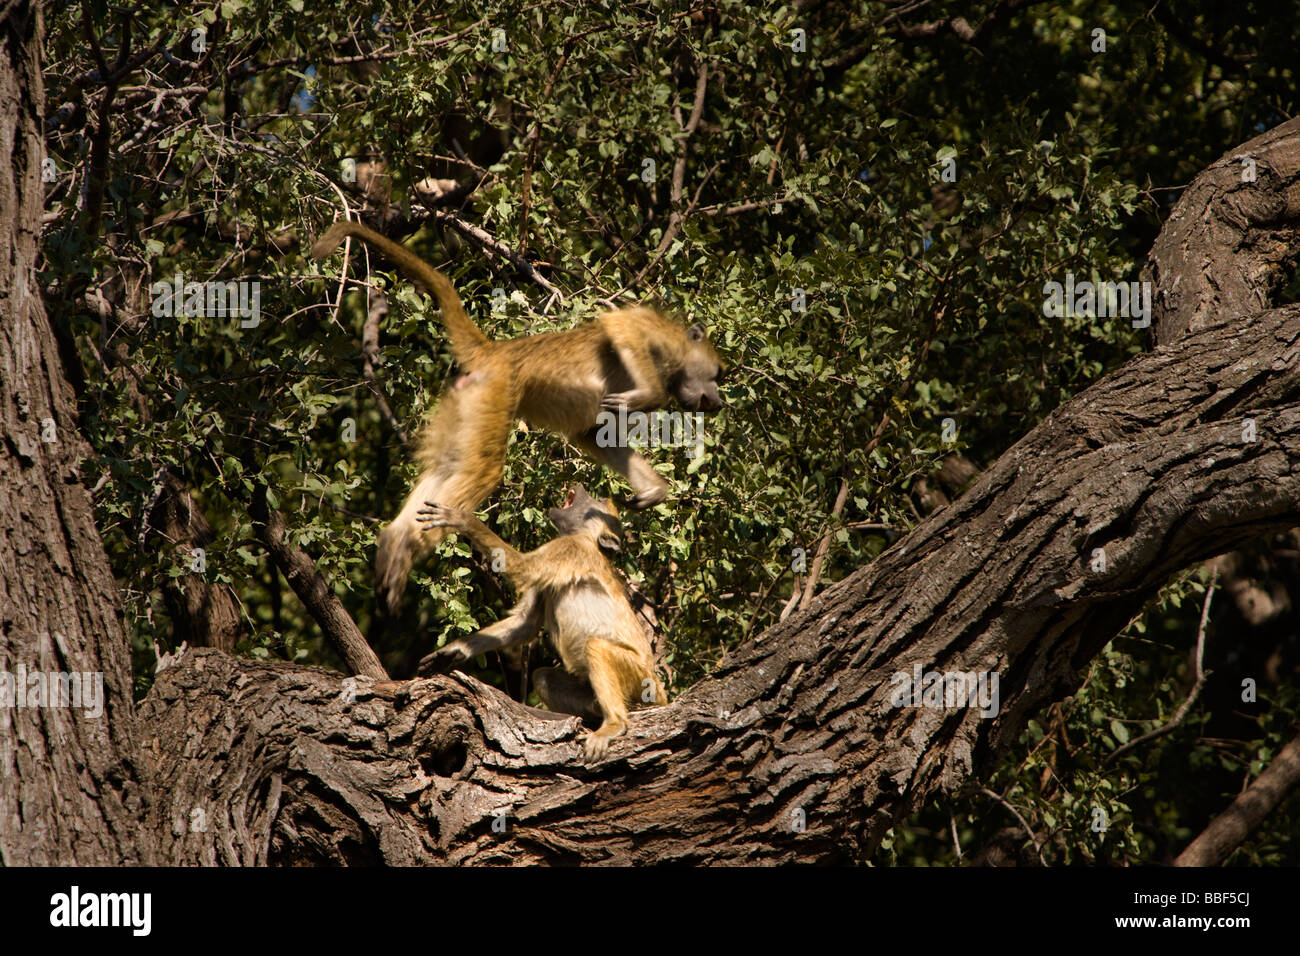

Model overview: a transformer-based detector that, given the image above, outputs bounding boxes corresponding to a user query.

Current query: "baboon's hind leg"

[375,371,516,613]
[533,666,601,726]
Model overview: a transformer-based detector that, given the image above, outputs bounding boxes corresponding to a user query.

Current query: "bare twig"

[359,291,408,444]
[742,565,791,638]
[699,195,789,217]
[622,62,709,292]
[887,0,1037,42]
[515,25,609,255]
[1106,569,1218,765]
[136,466,168,551]
[981,787,1048,866]
[798,479,850,609]
[519,39,579,256]
[429,209,563,300]
[778,578,803,622]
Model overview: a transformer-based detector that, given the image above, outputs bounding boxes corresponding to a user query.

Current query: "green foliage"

[42,0,1299,862]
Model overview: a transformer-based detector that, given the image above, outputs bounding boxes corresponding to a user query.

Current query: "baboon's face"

[673,323,726,413]
[548,484,622,552]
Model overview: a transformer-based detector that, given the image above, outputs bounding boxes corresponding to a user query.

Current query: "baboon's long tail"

[310,220,489,366]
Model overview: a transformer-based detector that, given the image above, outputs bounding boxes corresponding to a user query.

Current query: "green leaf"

[1110,719,1130,745]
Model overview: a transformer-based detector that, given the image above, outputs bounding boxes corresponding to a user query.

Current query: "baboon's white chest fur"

[548,580,630,673]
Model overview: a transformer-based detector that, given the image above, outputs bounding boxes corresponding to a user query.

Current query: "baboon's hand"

[417,501,465,530]
[416,639,470,675]
[619,486,668,511]
[601,388,658,412]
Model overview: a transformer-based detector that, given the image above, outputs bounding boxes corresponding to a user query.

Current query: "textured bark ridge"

[0,3,148,865]
[1145,117,1300,344]
[136,302,1300,864]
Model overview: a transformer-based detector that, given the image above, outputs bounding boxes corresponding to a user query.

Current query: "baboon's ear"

[687,322,707,342]
[598,531,622,554]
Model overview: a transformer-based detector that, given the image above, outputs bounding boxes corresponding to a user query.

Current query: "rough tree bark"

[1144,117,1300,344]
[4,0,1299,862]
[0,2,149,865]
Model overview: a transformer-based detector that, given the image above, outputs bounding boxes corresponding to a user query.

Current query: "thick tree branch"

[1175,731,1300,866]
[249,486,388,680]
[1144,117,1300,343]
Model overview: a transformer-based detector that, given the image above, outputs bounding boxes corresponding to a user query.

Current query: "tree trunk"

[1174,731,1300,866]
[0,2,148,865]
